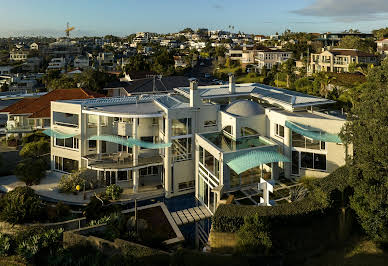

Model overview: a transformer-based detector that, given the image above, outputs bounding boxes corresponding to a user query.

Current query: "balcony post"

[97,115,102,158]
[132,118,139,192]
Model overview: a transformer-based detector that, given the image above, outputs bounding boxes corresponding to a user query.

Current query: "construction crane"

[65,22,75,37]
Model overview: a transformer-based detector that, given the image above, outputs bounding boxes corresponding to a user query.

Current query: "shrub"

[0,232,12,256]
[212,166,351,233]
[105,184,123,200]
[0,186,42,224]
[84,196,122,221]
[15,158,47,185]
[237,214,272,254]
[58,169,99,193]
[16,227,63,262]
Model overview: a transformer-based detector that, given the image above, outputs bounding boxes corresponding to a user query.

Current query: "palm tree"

[315,72,336,98]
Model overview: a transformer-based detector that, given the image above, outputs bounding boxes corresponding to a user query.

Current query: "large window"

[53,112,79,128]
[54,156,78,173]
[55,137,79,150]
[292,132,325,151]
[241,127,258,137]
[275,124,284,138]
[172,137,192,162]
[178,180,195,191]
[295,151,327,171]
[172,118,192,136]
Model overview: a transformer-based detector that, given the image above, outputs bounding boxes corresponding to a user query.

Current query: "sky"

[0,0,388,37]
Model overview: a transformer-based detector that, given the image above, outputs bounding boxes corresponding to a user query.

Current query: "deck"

[171,206,212,225]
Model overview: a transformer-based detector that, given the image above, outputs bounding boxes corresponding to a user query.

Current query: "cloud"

[292,0,388,22]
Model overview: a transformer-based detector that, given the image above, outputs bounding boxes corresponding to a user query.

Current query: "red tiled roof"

[0,97,38,113]
[1,88,104,118]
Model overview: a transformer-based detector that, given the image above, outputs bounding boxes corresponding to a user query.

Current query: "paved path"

[171,206,212,225]
[0,171,164,205]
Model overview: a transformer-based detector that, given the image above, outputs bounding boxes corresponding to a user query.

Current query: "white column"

[132,118,139,192]
[164,118,172,197]
[97,115,102,158]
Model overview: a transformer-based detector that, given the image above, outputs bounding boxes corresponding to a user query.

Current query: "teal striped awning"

[88,135,171,149]
[224,147,290,175]
[43,129,78,139]
[285,121,342,143]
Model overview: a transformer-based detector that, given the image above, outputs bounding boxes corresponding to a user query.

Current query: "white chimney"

[228,73,235,94]
[189,78,200,107]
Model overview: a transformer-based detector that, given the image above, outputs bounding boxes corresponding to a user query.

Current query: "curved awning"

[88,135,171,149]
[43,129,78,139]
[285,121,342,143]
[224,147,290,175]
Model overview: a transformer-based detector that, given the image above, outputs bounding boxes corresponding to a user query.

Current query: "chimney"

[189,78,200,107]
[228,73,235,94]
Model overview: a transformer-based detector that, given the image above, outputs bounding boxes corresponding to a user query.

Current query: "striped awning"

[285,121,342,143]
[88,135,171,149]
[43,129,78,139]
[224,147,290,175]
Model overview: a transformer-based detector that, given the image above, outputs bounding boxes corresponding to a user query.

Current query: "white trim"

[82,109,163,118]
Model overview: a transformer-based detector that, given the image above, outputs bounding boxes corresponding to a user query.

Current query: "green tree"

[340,61,388,242]
[0,186,42,224]
[337,36,376,53]
[237,214,272,254]
[314,72,336,98]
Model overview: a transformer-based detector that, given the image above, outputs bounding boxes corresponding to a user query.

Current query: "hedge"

[212,166,351,232]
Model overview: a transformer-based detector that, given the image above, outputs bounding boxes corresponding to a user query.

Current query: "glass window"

[275,124,284,138]
[172,118,191,136]
[321,141,326,150]
[292,132,305,148]
[205,150,215,174]
[223,125,232,135]
[314,154,326,170]
[89,140,96,150]
[172,137,192,161]
[199,146,204,164]
[292,151,299,175]
[305,138,320,150]
[230,169,240,188]
[301,152,314,169]
[241,127,258,136]
[88,114,98,127]
[55,138,64,147]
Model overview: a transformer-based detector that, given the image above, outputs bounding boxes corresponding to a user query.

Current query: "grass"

[304,236,388,266]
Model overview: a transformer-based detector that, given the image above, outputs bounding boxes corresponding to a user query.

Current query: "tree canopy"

[337,36,376,53]
[340,59,388,242]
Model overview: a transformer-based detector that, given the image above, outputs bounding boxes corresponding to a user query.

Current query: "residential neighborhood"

[0,1,387,266]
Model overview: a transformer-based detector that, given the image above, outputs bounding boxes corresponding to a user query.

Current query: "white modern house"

[47,58,66,71]
[46,76,350,213]
[73,56,90,69]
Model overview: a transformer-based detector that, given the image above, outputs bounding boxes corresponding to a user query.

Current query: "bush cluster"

[105,184,123,200]
[212,166,351,233]
[58,169,100,193]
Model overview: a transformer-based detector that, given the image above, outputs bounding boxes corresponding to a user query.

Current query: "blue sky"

[1,0,388,37]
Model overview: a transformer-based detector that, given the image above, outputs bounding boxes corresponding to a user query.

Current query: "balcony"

[83,152,163,171]
[6,121,33,133]
[112,121,132,136]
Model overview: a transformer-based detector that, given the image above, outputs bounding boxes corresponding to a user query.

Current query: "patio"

[84,153,163,170]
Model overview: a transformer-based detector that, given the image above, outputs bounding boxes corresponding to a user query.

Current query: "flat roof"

[84,102,163,118]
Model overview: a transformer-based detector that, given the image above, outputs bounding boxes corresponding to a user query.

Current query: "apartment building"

[47,58,66,71]
[308,48,378,74]
[73,56,90,69]
[255,49,292,70]
[46,76,349,213]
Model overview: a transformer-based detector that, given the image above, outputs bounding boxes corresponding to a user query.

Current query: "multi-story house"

[47,58,66,71]
[97,52,114,66]
[9,49,28,61]
[1,88,103,139]
[46,76,350,213]
[308,48,378,74]
[376,39,388,56]
[317,32,373,46]
[73,56,90,69]
[255,48,292,70]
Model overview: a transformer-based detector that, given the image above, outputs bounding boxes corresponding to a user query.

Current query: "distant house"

[22,57,41,72]
[0,88,104,138]
[105,76,197,97]
[30,42,39,50]
[309,48,378,74]
[73,55,90,69]
[0,66,13,75]
[317,32,373,46]
[174,56,188,69]
[47,57,66,71]
[255,48,292,70]
[9,49,28,61]
[376,39,388,55]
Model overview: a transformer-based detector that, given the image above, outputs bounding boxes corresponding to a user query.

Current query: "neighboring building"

[8,76,38,93]
[22,57,41,72]
[47,57,66,71]
[308,48,378,74]
[255,49,292,70]
[30,42,39,50]
[174,56,188,69]
[46,76,349,214]
[73,56,90,69]
[0,66,13,75]
[97,52,114,65]
[317,32,373,46]
[376,39,388,55]
[9,49,28,61]
[0,88,103,138]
